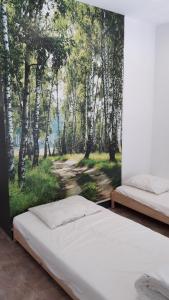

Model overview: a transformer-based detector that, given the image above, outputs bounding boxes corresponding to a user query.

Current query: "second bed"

[112,185,169,225]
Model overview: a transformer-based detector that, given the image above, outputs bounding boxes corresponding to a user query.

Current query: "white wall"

[122,17,156,181]
[151,24,169,178]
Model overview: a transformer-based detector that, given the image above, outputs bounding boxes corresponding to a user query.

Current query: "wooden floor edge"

[13,226,79,300]
[111,190,169,226]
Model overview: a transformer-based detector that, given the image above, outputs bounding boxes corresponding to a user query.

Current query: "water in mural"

[0,0,124,217]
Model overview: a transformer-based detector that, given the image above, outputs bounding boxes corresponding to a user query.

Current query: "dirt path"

[52,159,112,200]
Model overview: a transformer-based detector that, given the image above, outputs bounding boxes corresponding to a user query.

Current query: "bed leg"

[13,227,17,242]
[111,191,116,209]
[111,200,116,209]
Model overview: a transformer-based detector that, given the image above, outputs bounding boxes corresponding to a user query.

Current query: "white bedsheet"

[117,185,169,217]
[14,208,169,300]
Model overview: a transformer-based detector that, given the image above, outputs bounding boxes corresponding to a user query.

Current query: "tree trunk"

[18,51,30,187]
[101,11,109,151]
[52,73,61,156]
[108,15,124,161]
[109,141,116,161]
[72,67,77,153]
[92,77,99,146]
[61,121,67,155]
[1,1,15,180]
[84,74,88,151]
[27,85,33,160]
[32,54,43,167]
[84,138,92,159]
[44,75,54,159]
[48,142,51,156]
[56,74,61,153]
[84,45,95,159]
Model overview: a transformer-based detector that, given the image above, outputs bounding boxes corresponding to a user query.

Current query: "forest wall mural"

[0,0,124,217]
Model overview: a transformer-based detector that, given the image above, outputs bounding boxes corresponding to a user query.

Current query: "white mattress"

[14,207,169,300]
[117,185,169,217]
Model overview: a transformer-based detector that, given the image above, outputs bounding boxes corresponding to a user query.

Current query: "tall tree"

[83,11,96,159]
[31,33,69,165]
[44,74,54,158]
[108,14,124,161]
[0,0,15,180]
[32,49,46,166]
[55,72,61,153]
[18,48,31,187]
[101,10,109,151]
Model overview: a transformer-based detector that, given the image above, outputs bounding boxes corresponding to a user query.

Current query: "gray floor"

[113,204,169,238]
[0,230,70,300]
[0,205,169,300]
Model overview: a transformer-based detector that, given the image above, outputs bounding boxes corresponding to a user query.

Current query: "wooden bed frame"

[13,194,169,300]
[13,226,79,300]
[111,190,169,225]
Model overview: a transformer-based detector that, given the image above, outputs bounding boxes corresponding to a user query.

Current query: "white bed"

[13,206,169,300]
[116,185,169,217]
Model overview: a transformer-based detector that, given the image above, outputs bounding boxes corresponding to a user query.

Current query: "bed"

[112,185,169,225]
[13,203,169,300]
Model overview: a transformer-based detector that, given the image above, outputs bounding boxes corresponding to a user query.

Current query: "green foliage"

[80,182,97,202]
[78,153,121,169]
[78,159,95,169]
[77,173,94,185]
[78,153,121,189]
[10,159,61,217]
[99,164,121,188]
[53,152,121,194]
[53,155,67,162]
[77,173,96,201]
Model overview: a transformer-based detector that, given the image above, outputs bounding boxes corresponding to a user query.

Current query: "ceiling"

[80,0,169,24]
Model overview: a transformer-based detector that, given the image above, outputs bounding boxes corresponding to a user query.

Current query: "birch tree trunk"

[56,74,61,153]
[61,121,67,155]
[27,85,33,160]
[84,47,95,159]
[48,142,51,156]
[108,16,124,161]
[92,77,99,146]
[44,75,54,158]
[84,73,89,151]
[99,97,104,153]
[18,51,31,187]
[32,53,43,167]
[1,0,15,180]
[52,73,61,156]
[101,11,109,151]
[72,68,77,153]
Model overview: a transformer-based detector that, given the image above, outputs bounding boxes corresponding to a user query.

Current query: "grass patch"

[77,173,94,185]
[78,159,95,169]
[78,152,121,189]
[99,164,121,188]
[53,152,121,166]
[52,155,68,162]
[10,158,61,217]
[78,152,121,168]
[10,152,121,216]
[52,153,84,162]
[80,182,97,201]
[77,173,97,201]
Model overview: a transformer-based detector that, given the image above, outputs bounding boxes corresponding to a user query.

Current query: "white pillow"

[29,195,101,229]
[124,174,169,195]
